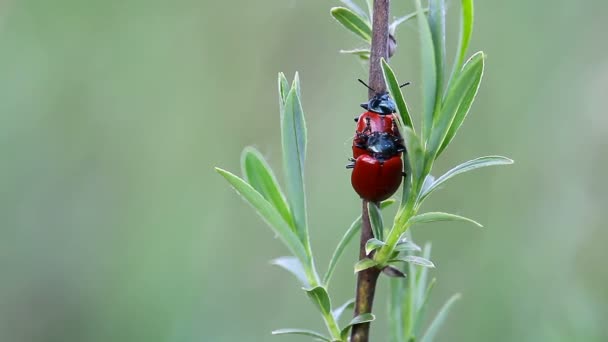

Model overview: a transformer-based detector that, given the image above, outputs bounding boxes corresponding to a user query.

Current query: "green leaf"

[413,0,437,141]
[323,199,395,286]
[304,286,332,315]
[368,202,384,241]
[416,242,433,308]
[408,212,482,228]
[420,293,462,342]
[272,328,330,341]
[365,238,385,255]
[448,0,474,85]
[420,174,436,195]
[428,0,446,123]
[403,127,425,191]
[389,9,428,35]
[241,147,294,229]
[332,298,356,321]
[292,72,302,99]
[419,156,513,203]
[403,255,418,338]
[271,256,309,287]
[354,258,378,273]
[394,239,421,252]
[340,0,368,20]
[390,255,435,268]
[340,48,370,60]
[381,59,414,130]
[330,7,372,43]
[428,52,484,156]
[414,278,437,337]
[365,0,373,19]
[278,72,289,107]
[281,79,309,243]
[436,54,484,156]
[215,168,308,262]
[389,278,404,341]
[340,313,376,340]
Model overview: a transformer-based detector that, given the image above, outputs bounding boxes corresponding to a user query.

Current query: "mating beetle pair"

[347,80,408,202]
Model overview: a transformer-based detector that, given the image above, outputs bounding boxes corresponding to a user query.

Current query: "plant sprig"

[217,73,398,341]
[216,0,512,341]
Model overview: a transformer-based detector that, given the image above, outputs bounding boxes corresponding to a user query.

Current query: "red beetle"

[348,132,405,202]
[352,79,406,158]
[347,79,410,202]
[351,154,403,202]
[353,113,401,158]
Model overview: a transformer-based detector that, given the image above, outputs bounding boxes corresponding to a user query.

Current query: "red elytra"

[352,112,401,158]
[351,154,403,202]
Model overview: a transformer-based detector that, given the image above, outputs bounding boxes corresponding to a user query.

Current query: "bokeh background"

[1,0,607,341]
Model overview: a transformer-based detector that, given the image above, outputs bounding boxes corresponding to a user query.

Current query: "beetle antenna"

[358,79,376,92]
[399,82,411,88]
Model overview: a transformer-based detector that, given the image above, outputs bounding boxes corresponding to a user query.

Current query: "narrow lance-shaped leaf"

[428,0,446,122]
[408,212,482,227]
[340,313,376,340]
[394,239,422,252]
[241,147,294,229]
[365,0,373,19]
[447,0,475,91]
[388,278,404,341]
[414,277,437,337]
[330,7,372,43]
[354,258,378,273]
[341,48,370,60]
[304,286,332,315]
[281,81,309,243]
[402,127,425,202]
[403,254,419,338]
[436,53,484,157]
[389,9,428,35]
[272,329,330,341]
[416,242,433,310]
[382,58,414,130]
[368,201,384,241]
[420,293,462,342]
[332,298,356,321]
[413,0,437,141]
[428,52,484,156]
[215,168,308,263]
[419,156,514,203]
[390,255,435,268]
[340,0,368,20]
[271,256,309,287]
[323,199,395,287]
[365,238,385,255]
[420,174,436,195]
[278,72,289,108]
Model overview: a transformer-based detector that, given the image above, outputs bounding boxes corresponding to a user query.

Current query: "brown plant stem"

[367,0,391,97]
[351,1,391,341]
[351,200,381,342]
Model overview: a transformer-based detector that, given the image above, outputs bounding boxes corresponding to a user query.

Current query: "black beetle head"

[360,92,397,115]
[366,132,398,159]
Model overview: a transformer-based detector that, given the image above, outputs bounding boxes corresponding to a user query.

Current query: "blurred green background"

[1,0,607,341]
